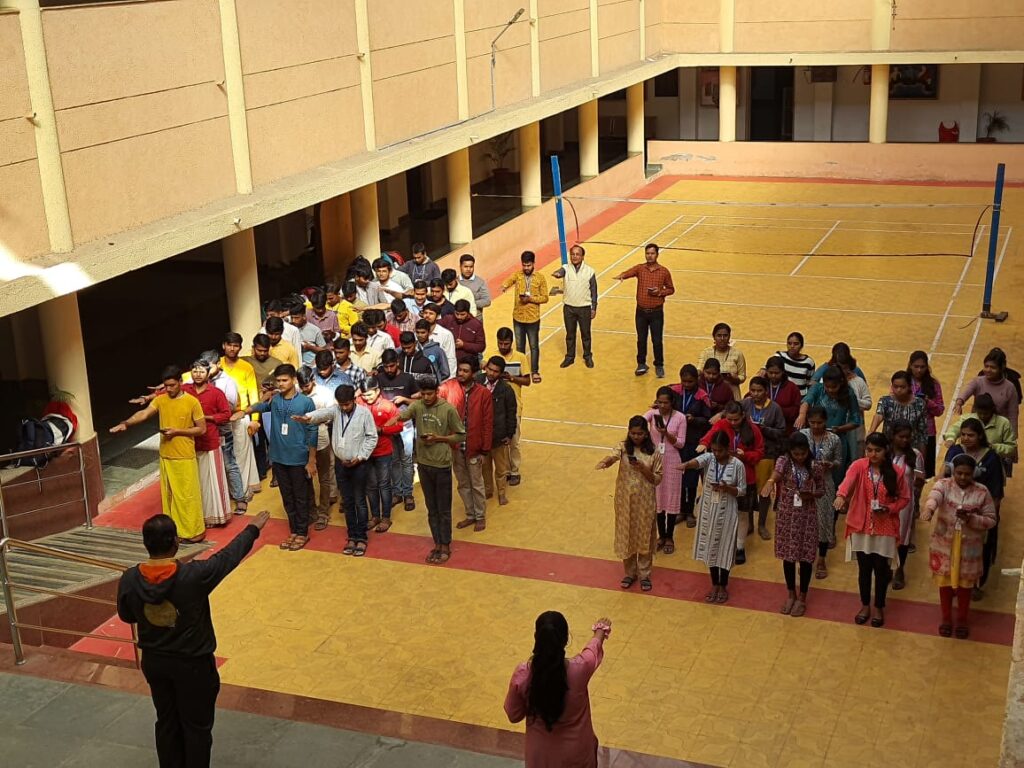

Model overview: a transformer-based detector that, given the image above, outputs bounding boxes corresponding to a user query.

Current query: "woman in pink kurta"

[644,386,687,554]
[504,611,610,768]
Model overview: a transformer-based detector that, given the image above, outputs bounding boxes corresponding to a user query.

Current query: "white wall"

[887,64,981,142]
[831,65,870,141]
[978,63,1024,142]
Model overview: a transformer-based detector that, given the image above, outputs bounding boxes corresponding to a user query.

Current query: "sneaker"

[655,366,665,378]
[559,358,574,368]
[584,357,594,368]
[635,364,649,376]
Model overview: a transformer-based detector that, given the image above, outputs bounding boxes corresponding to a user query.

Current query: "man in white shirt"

[296,365,336,528]
[458,254,491,322]
[362,309,396,355]
[372,258,413,302]
[421,303,457,376]
[441,268,477,316]
[260,299,303,352]
[552,244,598,369]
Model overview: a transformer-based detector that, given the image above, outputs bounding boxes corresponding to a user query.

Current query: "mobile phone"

[654,415,665,430]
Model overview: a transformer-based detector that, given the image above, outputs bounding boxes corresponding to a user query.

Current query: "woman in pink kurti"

[504,611,610,768]
[644,387,687,554]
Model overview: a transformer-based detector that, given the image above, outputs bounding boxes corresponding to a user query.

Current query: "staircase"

[0,526,210,615]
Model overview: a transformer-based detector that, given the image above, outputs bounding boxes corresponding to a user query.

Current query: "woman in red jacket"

[700,401,764,564]
[763,356,802,433]
[359,377,404,532]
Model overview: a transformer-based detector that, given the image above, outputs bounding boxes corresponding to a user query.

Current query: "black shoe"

[735,549,746,565]
[635,364,649,376]
[584,357,594,368]
[655,366,665,378]
[559,358,574,368]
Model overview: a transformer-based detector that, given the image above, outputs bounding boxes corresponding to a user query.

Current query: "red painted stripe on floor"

[663,174,1024,189]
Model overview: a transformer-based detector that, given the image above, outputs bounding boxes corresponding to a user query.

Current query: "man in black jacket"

[478,356,518,506]
[117,510,269,768]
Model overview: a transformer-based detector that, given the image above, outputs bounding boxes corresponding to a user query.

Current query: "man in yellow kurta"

[499,251,548,384]
[111,366,207,541]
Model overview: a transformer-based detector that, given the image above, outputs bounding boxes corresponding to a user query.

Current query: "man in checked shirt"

[614,242,675,379]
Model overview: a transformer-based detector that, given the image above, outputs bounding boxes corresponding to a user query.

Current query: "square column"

[37,294,94,441]
[719,66,737,142]
[222,229,262,343]
[351,182,382,259]
[518,122,541,208]
[578,99,599,179]
[626,82,645,156]
[446,148,473,246]
[869,63,889,144]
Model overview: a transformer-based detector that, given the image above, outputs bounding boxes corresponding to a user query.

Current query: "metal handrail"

[0,441,91,539]
[0,537,138,667]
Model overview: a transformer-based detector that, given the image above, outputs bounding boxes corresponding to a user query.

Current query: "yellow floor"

[212,178,1024,767]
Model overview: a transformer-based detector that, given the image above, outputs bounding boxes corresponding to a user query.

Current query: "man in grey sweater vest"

[553,244,598,368]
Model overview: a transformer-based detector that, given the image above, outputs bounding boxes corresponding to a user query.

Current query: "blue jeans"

[390,429,415,498]
[218,427,245,502]
[335,460,370,542]
[514,320,540,373]
[367,455,393,520]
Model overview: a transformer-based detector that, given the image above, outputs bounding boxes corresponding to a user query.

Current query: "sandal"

[663,541,675,555]
[353,542,367,557]
[426,549,440,563]
[234,500,249,515]
[939,623,953,637]
[781,597,795,615]
[716,589,729,604]
[855,607,871,625]
[815,561,828,580]
[375,519,393,533]
[288,535,308,551]
[342,541,356,556]
[314,514,329,531]
[368,516,381,531]
[685,515,697,528]
[791,600,806,618]
[620,576,636,590]
[279,535,296,550]
[640,578,652,592]
[531,373,542,384]
[870,609,885,628]
[705,589,717,603]
[954,625,970,640]
[435,550,451,564]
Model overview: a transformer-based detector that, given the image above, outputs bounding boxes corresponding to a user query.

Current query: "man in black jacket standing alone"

[117,510,269,767]
[479,356,518,506]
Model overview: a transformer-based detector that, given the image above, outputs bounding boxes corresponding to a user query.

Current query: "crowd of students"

[604,328,1019,637]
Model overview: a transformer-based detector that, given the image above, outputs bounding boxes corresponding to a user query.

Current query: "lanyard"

[712,459,724,484]
[769,383,781,402]
[809,436,822,459]
[680,391,694,413]
[339,412,352,438]
[750,404,765,424]
[791,462,807,490]
[868,467,881,500]
[732,433,740,450]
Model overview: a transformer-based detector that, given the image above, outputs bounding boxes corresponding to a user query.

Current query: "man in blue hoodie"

[117,510,269,768]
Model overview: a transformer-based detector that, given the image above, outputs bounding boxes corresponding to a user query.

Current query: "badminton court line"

[524,416,624,430]
[929,224,993,354]
[790,220,841,276]
[538,326,965,358]
[938,227,1015,439]
[600,293,973,319]
[537,214,707,348]
[664,267,981,288]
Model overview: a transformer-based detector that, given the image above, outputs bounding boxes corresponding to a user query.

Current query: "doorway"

[749,67,794,141]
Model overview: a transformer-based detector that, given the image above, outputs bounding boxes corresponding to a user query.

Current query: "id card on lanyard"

[792,462,807,507]
[868,468,883,511]
[710,459,725,504]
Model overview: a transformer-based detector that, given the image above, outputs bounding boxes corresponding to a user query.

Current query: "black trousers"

[141,652,220,768]
[855,551,892,608]
[274,462,311,536]
[634,307,665,366]
[563,305,593,360]
[783,560,813,593]
[981,521,999,586]
[419,464,453,545]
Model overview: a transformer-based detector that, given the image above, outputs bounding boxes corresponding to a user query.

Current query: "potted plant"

[979,111,1009,143]
[484,132,516,180]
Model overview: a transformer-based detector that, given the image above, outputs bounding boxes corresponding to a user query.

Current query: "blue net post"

[982,163,1005,319]
[551,155,569,265]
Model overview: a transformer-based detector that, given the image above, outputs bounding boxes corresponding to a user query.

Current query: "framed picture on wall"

[889,65,939,99]
[699,68,719,107]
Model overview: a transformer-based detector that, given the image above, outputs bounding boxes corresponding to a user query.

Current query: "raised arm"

[109,403,159,433]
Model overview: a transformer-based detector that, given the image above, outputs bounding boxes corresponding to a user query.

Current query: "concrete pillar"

[519,122,541,208]
[626,82,645,155]
[578,99,599,178]
[719,66,737,142]
[446,148,473,246]
[351,183,381,259]
[217,0,253,193]
[320,194,353,280]
[222,229,262,343]
[869,63,889,144]
[37,294,94,441]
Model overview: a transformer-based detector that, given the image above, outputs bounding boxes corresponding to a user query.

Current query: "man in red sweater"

[450,359,493,532]
[358,377,403,532]
[440,299,486,366]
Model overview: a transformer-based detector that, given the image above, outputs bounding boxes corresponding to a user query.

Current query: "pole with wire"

[551,155,569,266]
[981,162,1008,322]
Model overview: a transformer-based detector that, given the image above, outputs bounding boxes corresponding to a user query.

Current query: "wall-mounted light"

[490,8,526,111]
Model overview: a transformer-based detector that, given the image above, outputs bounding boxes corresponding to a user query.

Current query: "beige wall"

[369,0,459,147]
[538,0,592,92]
[465,0,533,116]
[890,0,1024,52]
[0,11,48,261]
[42,0,235,246]
[599,0,640,73]
[237,0,364,185]
[659,0,720,53]
[733,0,872,53]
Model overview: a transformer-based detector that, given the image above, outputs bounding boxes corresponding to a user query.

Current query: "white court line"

[929,225,993,354]
[663,267,981,288]
[521,438,608,451]
[790,220,841,276]
[524,416,624,430]
[537,214,708,347]
[633,211,981,228]
[539,326,965,357]
[600,294,973,319]
[938,227,1015,438]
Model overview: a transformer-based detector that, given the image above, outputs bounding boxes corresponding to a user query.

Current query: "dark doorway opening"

[749,67,794,141]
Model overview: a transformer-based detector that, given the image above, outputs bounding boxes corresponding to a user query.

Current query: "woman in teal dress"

[795,366,861,486]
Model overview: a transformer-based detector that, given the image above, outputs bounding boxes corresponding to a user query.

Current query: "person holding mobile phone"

[644,387,687,554]
[595,416,663,592]
[500,251,548,384]
[614,243,674,378]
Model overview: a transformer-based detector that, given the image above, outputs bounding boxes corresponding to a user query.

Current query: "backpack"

[11,414,74,468]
